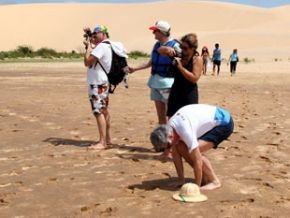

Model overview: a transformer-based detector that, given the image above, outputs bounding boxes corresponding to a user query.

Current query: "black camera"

[83,29,93,40]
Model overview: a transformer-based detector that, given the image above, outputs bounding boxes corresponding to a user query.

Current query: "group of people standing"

[129,21,202,158]
[201,43,239,76]
[83,21,234,191]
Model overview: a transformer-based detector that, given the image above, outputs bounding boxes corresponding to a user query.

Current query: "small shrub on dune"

[36,48,59,58]
[0,45,83,61]
[16,46,34,57]
[243,57,255,64]
[129,50,150,59]
[0,52,7,60]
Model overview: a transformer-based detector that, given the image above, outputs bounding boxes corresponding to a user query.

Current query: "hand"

[174,57,182,68]
[168,48,176,57]
[128,66,135,74]
[83,39,93,53]
[83,27,91,33]
[83,39,89,47]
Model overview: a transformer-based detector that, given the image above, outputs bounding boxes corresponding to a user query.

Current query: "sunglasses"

[153,29,160,34]
[181,45,190,50]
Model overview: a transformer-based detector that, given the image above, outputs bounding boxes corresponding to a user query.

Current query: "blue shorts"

[199,117,234,149]
[213,60,221,66]
[150,88,171,103]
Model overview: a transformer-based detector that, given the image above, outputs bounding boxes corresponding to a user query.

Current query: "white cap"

[149,20,171,33]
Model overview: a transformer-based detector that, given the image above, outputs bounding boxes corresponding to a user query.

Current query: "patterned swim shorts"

[88,83,109,114]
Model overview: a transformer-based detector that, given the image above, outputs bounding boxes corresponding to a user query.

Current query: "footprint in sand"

[22,166,34,171]
[11,129,23,132]
[48,126,62,130]
[48,177,58,182]
[141,204,153,215]
[241,135,248,140]
[9,171,22,176]
[80,203,100,212]
[0,183,12,188]
[70,129,80,137]
[259,155,272,163]
[0,198,9,205]
[14,181,24,186]
[239,185,260,195]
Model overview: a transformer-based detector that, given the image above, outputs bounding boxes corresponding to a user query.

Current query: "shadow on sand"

[43,137,96,147]
[43,137,155,153]
[116,152,172,162]
[128,177,194,191]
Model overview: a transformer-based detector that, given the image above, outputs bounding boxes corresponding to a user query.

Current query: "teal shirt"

[147,74,174,89]
[230,53,238,62]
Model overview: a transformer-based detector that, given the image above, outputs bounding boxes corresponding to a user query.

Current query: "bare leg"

[154,100,167,125]
[200,156,221,191]
[90,112,107,150]
[154,100,171,158]
[212,64,216,76]
[198,140,221,190]
[103,108,112,145]
[168,144,185,187]
[175,140,221,190]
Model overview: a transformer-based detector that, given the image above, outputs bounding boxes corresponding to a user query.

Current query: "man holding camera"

[83,25,112,150]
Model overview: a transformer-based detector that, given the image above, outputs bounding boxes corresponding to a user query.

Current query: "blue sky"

[1,0,290,8]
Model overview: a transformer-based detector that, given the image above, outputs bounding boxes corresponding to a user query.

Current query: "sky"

[1,0,290,8]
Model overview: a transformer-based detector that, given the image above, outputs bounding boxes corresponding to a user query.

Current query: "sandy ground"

[0,60,290,217]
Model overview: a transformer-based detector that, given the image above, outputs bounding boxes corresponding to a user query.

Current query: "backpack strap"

[98,61,108,75]
[95,41,116,93]
[98,40,112,75]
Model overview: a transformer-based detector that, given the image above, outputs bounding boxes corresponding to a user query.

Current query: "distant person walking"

[228,49,239,76]
[201,46,210,75]
[212,43,222,76]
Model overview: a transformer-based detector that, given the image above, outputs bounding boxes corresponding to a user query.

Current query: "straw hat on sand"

[172,183,208,203]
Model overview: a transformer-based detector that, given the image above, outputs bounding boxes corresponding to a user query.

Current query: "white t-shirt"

[87,40,112,85]
[169,104,230,153]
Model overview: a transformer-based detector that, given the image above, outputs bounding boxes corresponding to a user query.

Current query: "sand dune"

[1,1,290,60]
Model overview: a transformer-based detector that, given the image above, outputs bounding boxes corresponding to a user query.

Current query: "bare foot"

[106,139,113,145]
[200,180,221,191]
[88,142,107,150]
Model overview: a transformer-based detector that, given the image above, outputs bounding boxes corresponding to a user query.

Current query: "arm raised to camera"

[157,46,176,57]
[84,48,98,67]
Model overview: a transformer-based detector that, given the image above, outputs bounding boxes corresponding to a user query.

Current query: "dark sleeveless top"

[167,57,199,117]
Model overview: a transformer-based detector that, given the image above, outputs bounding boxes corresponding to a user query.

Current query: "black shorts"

[198,117,234,149]
[213,60,221,66]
